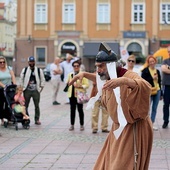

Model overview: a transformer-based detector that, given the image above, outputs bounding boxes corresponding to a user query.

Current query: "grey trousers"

[24,89,40,122]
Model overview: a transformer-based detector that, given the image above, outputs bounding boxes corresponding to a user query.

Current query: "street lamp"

[151,36,157,43]
[27,35,32,43]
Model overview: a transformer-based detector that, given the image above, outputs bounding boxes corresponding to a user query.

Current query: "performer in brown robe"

[69,42,153,170]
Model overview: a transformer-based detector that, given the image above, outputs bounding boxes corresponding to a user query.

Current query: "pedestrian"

[77,57,86,71]
[60,53,78,104]
[141,55,162,130]
[60,57,65,82]
[0,56,16,125]
[161,45,170,128]
[19,56,45,125]
[50,57,63,105]
[125,54,141,75]
[69,42,153,170]
[67,60,89,131]
[90,80,109,134]
[12,86,29,120]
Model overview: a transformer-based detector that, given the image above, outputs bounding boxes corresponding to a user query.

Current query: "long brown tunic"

[93,71,153,170]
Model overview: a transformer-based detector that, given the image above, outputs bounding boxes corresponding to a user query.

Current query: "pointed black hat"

[96,42,118,63]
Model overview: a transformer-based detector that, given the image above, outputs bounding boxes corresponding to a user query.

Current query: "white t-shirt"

[50,63,62,80]
[60,58,78,83]
[124,65,142,76]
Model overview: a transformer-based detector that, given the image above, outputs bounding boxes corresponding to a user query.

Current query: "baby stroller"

[3,84,30,130]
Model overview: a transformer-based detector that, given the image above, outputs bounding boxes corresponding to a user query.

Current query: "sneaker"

[92,129,98,134]
[69,125,74,131]
[53,101,60,105]
[35,120,41,125]
[102,129,110,133]
[80,125,84,131]
[153,126,158,131]
[162,122,168,129]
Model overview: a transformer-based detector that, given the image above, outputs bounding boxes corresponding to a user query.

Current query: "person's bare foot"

[1,119,4,126]
[23,116,29,120]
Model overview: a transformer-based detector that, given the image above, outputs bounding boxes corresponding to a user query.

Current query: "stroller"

[3,84,30,130]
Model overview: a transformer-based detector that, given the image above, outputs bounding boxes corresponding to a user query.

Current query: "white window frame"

[97,3,110,24]
[131,3,145,24]
[62,3,75,23]
[160,3,170,24]
[34,3,48,24]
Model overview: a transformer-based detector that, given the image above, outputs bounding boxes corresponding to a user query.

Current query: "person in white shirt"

[50,57,63,105]
[60,53,75,83]
[60,53,78,104]
[78,57,86,71]
[20,56,45,125]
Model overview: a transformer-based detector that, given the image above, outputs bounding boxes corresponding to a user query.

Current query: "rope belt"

[133,122,138,170]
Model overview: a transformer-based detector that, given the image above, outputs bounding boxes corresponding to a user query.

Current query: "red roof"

[0,3,5,20]
[0,16,4,20]
[0,3,5,9]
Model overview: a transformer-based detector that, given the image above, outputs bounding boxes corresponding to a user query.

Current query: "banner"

[119,47,129,64]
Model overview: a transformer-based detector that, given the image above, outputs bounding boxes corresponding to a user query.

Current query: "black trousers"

[69,96,84,126]
[0,88,10,120]
[163,85,170,123]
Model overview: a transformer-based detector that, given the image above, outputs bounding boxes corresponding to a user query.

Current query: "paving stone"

[0,80,170,169]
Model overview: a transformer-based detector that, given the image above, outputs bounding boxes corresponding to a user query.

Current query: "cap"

[96,42,118,63]
[28,56,35,62]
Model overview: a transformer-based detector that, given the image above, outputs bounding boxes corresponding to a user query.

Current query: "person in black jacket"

[141,55,162,130]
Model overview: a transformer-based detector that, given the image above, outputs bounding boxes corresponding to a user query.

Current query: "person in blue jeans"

[141,55,162,130]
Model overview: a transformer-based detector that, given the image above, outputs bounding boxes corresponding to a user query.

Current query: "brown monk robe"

[93,71,153,170]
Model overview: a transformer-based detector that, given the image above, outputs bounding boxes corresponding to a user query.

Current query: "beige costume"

[93,71,153,170]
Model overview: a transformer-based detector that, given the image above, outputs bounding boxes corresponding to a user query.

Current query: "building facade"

[0,0,17,66]
[15,0,170,75]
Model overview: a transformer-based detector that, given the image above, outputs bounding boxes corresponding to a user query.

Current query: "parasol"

[153,48,169,60]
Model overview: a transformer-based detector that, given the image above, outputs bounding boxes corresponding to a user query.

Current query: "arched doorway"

[61,42,77,56]
[127,43,144,63]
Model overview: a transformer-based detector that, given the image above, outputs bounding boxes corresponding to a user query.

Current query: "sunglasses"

[0,61,5,64]
[73,65,80,68]
[128,60,135,63]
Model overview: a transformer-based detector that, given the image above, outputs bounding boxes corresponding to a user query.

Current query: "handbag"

[63,74,73,92]
[77,91,89,104]
[151,87,158,95]
[63,84,69,92]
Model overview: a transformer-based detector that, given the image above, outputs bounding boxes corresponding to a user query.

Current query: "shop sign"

[123,31,146,38]
[160,40,170,47]
[61,42,76,51]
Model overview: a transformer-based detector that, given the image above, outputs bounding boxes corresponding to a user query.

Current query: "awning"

[83,42,119,57]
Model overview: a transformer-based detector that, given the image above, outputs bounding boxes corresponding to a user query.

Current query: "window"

[63,3,75,23]
[36,47,46,64]
[35,4,47,23]
[132,3,145,23]
[160,3,170,24]
[97,3,110,23]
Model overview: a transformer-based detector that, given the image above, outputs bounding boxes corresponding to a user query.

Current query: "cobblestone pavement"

[0,80,170,170]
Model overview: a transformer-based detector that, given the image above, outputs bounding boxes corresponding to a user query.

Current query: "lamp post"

[27,35,32,43]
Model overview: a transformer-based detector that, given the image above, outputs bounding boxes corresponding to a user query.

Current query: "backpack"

[23,67,41,80]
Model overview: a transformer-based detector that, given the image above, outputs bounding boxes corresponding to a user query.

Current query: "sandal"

[1,119,4,126]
